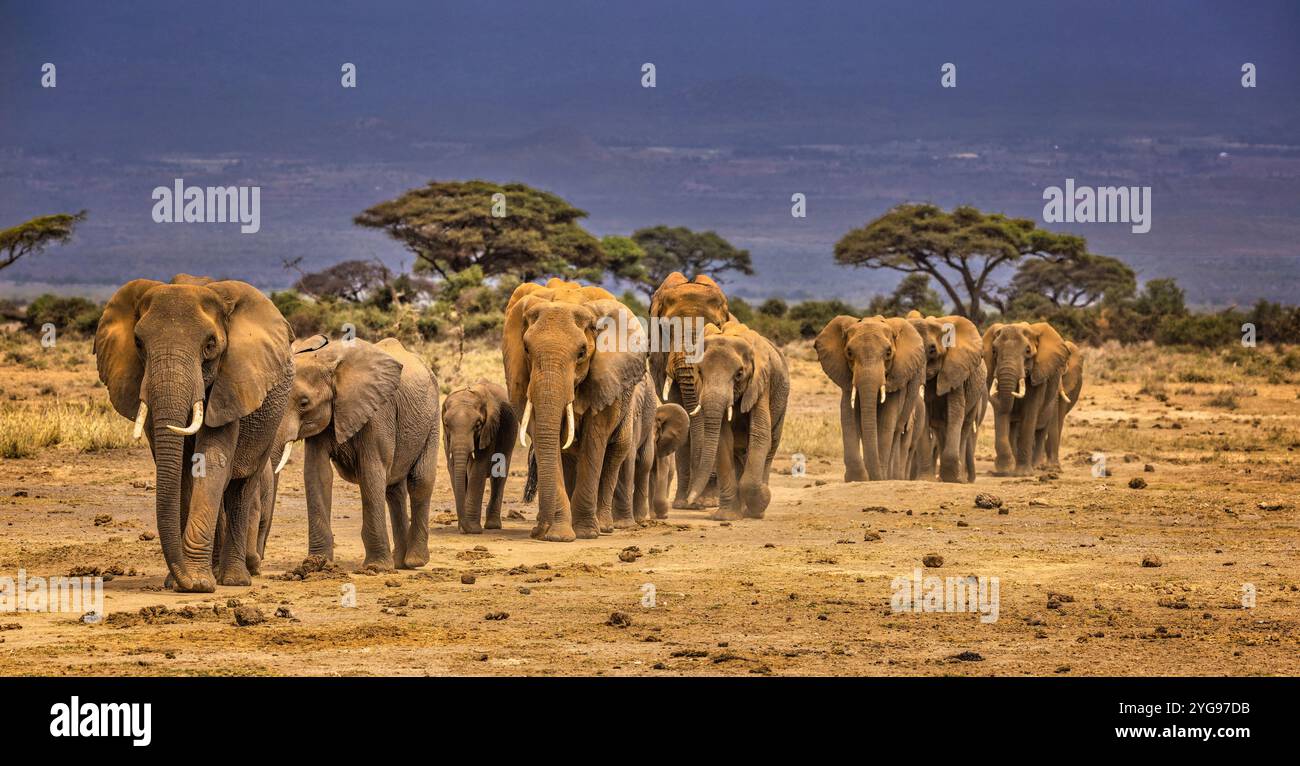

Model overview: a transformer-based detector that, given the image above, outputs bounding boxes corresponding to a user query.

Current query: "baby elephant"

[650,403,690,519]
[277,335,440,571]
[441,381,517,534]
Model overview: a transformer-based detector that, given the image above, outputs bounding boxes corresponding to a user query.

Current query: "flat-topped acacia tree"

[354,180,606,283]
[834,203,1087,323]
[0,211,87,273]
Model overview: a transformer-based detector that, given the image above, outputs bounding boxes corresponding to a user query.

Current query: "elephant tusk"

[132,401,148,440]
[1060,387,1071,404]
[849,387,856,409]
[689,402,701,416]
[727,404,733,422]
[519,400,532,448]
[990,380,998,396]
[879,385,887,404]
[166,400,204,435]
[274,441,293,474]
[919,384,924,398]
[661,377,672,401]
[562,402,576,450]
[1013,378,1026,399]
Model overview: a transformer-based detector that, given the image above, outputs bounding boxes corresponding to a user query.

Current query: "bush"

[24,294,102,336]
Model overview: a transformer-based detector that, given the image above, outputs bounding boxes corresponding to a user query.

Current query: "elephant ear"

[654,403,689,454]
[578,300,647,414]
[936,316,984,396]
[94,279,163,418]
[329,342,404,443]
[170,273,213,286]
[981,323,1005,384]
[649,272,689,317]
[204,281,294,427]
[477,385,502,452]
[740,331,773,413]
[1029,322,1069,386]
[814,315,857,389]
[502,287,544,413]
[886,317,925,392]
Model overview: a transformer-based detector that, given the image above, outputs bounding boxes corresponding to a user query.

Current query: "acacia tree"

[1002,253,1136,310]
[834,204,1086,322]
[354,180,605,282]
[631,225,754,297]
[0,211,87,272]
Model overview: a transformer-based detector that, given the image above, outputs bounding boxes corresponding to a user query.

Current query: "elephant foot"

[710,507,743,521]
[612,516,638,529]
[993,460,1015,476]
[533,521,577,542]
[459,523,484,535]
[402,548,430,569]
[844,469,869,482]
[484,513,502,530]
[170,566,216,593]
[361,553,395,572]
[217,565,252,587]
[575,518,602,539]
[245,555,262,577]
[743,508,766,520]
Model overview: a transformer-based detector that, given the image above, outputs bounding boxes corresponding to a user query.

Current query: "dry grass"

[0,397,133,458]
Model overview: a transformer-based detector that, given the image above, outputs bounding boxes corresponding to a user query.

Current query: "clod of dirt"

[93,514,113,526]
[922,553,944,568]
[974,493,1002,509]
[607,611,632,628]
[506,510,527,521]
[950,651,983,662]
[618,546,643,563]
[997,508,1010,515]
[1128,477,1148,489]
[457,548,493,561]
[232,606,266,626]
[1141,555,1163,568]
[138,531,156,541]
[956,520,969,527]
[863,531,881,541]
[0,623,21,631]
[1258,501,1295,511]
[1055,665,1072,674]
[384,579,402,588]
[484,611,509,621]
[12,490,29,498]
[1144,464,1155,472]
[861,506,890,513]
[460,573,477,585]
[275,607,295,619]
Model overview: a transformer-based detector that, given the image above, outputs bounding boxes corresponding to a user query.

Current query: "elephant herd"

[93,272,1079,594]
[815,312,1084,485]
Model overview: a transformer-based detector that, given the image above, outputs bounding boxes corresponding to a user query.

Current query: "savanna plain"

[0,334,1297,676]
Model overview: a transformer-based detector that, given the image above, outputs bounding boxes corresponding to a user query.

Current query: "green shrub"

[24,294,102,335]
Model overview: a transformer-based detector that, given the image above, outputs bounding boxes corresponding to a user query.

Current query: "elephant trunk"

[685,388,728,504]
[855,367,885,481]
[144,352,204,590]
[996,358,1024,408]
[449,435,472,518]
[529,357,575,534]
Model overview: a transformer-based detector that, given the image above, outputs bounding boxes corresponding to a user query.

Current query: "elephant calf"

[1032,340,1084,471]
[275,335,440,570]
[611,375,691,526]
[442,381,517,534]
[650,402,690,519]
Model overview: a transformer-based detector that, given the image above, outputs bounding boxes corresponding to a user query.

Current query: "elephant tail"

[522,448,538,503]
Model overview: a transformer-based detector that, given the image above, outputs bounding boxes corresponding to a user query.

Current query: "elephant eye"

[298,395,310,409]
[576,346,587,360]
[134,335,144,351]
[1024,347,1034,357]
[204,335,217,356]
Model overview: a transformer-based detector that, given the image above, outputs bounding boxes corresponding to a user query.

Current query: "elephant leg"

[386,483,410,568]
[1032,427,1047,469]
[963,423,977,482]
[611,443,637,529]
[632,436,653,524]
[256,476,276,563]
[179,427,238,592]
[671,431,694,509]
[485,454,507,530]
[404,460,434,567]
[569,431,612,539]
[939,389,966,482]
[598,427,632,533]
[358,455,394,571]
[710,424,742,521]
[216,477,253,586]
[739,402,773,518]
[244,490,261,575]
[1013,402,1038,476]
[651,455,672,519]
[837,389,868,481]
[1046,409,1065,471]
[992,407,1015,476]
[462,456,489,535]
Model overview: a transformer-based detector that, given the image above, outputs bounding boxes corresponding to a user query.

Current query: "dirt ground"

[1,339,1297,676]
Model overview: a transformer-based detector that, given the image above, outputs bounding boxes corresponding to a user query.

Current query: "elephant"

[441,380,517,534]
[275,335,440,570]
[650,402,689,519]
[1032,340,1083,471]
[685,319,789,520]
[901,389,933,480]
[503,279,647,541]
[982,321,1070,476]
[611,371,657,528]
[649,272,732,509]
[814,315,925,481]
[908,314,987,482]
[94,275,293,592]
